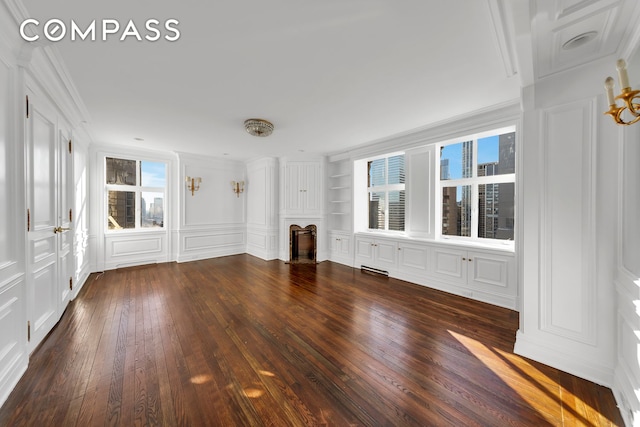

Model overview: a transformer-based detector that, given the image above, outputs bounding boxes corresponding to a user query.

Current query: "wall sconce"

[185,176,201,196]
[231,180,244,197]
[604,59,640,126]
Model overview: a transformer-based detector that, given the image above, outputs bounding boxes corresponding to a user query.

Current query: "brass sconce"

[231,180,244,197]
[604,59,640,126]
[185,176,201,196]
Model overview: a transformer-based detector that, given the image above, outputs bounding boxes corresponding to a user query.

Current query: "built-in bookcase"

[327,158,352,233]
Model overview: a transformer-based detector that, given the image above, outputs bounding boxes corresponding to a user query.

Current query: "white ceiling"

[16,0,639,161]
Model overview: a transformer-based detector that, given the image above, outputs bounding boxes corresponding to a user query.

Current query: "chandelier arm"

[606,104,640,125]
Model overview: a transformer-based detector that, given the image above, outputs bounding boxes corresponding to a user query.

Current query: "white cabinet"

[431,246,515,301]
[431,246,467,285]
[354,235,397,271]
[398,241,430,277]
[329,232,352,266]
[349,233,517,309]
[284,161,322,215]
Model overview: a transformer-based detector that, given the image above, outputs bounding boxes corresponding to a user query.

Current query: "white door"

[25,90,73,351]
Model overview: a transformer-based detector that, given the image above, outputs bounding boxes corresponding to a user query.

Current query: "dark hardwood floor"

[0,255,623,426]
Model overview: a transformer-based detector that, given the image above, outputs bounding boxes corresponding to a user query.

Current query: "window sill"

[105,228,166,235]
[354,231,515,253]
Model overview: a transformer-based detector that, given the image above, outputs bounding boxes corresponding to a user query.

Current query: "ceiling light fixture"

[244,118,274,137]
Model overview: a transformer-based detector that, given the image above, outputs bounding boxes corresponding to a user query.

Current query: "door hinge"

[27,208,30,232]
[69,276,73,290]
[27,321,30,342]
[69,208,73,222]
[26,95,29,118]
[68,139,72,153]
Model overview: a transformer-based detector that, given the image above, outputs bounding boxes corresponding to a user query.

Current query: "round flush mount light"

[562,31,598,50]
[244,118,274,137]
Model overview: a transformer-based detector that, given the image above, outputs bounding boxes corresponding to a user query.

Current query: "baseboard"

[0,353,28,411]
[514,330,615,387]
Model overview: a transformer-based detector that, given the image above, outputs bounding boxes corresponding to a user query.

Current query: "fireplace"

[289,224,317,264]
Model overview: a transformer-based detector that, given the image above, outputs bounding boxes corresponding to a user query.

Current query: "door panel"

[26,91,63,350]
[58,129,73,307]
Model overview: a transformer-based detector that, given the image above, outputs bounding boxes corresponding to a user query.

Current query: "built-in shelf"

[328,159,353,233]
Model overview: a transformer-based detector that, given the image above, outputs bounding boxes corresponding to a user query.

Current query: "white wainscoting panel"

[104,232,167,270]
[177,227,246,263]
[0,275,27,409]
[540,99,596,345]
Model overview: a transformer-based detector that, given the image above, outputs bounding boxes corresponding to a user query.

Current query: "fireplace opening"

[289,224,317,264]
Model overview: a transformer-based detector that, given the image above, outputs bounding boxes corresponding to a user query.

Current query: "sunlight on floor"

[190,374,213,385]
[448,330,599,424]
[243,388,265,398]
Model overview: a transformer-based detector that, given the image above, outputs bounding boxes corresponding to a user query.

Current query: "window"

[367,154,405,231]
[105,157,166,230]
[438,128,515,242]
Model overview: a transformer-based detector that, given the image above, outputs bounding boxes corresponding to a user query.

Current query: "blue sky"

[141,161,166,187]
[441,135,498,179]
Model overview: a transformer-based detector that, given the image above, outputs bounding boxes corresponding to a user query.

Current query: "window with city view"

[439,128,515,242]
[367,154,405,231]
[105,157,166,230]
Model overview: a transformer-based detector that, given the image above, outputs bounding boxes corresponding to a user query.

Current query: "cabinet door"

[338,235,351,256]
[330,234,341,253]
[431,247,466,284]
[303,163,321,212]
[285,163,303,213]
[375,240,398,270]
[354,236,375,265]
[398,242,429,276]
[467,251,514,295]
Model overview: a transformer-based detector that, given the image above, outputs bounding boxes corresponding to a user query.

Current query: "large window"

[438,128,515,241]
[105,157,166,230]
[367,153,405,231]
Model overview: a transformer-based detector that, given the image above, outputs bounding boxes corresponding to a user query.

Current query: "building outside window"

[105,157,166,230]
[367,153,405,231]
[438,128,515,242]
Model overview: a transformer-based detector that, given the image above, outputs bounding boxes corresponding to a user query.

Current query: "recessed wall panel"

[541,100,595,344]
[0,61,10,269]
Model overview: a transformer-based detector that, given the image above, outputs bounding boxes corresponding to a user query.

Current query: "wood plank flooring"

[0,255,623,426]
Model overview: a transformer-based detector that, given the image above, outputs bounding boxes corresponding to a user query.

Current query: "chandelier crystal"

[244,118,274,137]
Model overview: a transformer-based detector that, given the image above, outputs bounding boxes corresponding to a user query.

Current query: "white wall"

[175,152,246,263]
[0,2,28,407]
[514,57,619,388]
[612,45,640,426]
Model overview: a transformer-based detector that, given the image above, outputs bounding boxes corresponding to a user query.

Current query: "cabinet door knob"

[468,258,473,262]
